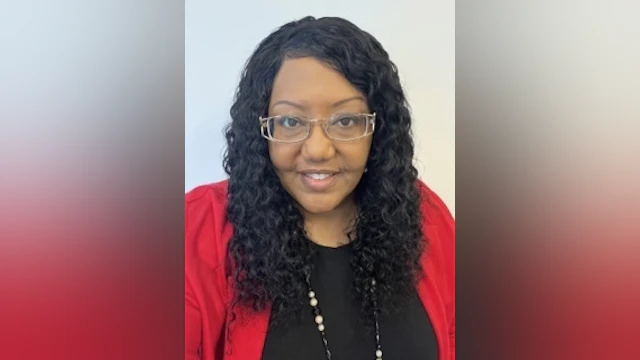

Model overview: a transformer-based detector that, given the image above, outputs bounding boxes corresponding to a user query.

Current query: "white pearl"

[314,315,324,324]
[310,298,318,307]
[317,324,325,332]
[308,291,316,298]
[376,349,383,357]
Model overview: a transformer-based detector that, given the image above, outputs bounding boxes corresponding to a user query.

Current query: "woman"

[185,16,455,360]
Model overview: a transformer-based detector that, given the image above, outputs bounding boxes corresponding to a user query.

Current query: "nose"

[301,122,335,162]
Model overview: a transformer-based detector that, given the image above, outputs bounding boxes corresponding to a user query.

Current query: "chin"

[297,197,339,214]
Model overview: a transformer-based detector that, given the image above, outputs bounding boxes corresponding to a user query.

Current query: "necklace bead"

[306,278,382,360]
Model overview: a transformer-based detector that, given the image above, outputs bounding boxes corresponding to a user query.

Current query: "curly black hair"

[222,16,425,327]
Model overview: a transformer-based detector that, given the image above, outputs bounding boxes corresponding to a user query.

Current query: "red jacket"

[185,180,455,360]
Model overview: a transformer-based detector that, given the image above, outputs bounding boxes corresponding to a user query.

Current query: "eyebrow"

[331,96,366,108]
[271,100,306,111]
[270,96,366,111]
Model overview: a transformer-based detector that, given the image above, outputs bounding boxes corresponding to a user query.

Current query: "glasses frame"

[259,112,376,143]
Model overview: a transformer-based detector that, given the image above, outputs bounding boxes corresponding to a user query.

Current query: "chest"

[261,246,438,360]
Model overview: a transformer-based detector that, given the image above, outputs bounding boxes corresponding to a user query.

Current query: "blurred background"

[185,0,456,215]
[4,0,637,358]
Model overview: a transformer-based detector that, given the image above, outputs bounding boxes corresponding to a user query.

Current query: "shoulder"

[416,180,454,223]
[185,179,229,210]
[415,179,455,275]
[415,179,455,242]
[414,180,456,360]
[185,179,232,270]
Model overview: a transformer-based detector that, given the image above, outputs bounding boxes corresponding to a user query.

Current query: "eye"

[277,116,302,128]
[333,115,358,127]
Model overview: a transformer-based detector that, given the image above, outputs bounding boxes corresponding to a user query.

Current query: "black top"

[262,241,438,360]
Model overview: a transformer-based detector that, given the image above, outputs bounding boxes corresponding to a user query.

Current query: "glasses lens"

[327,114,370,140]
[269,116,308,142]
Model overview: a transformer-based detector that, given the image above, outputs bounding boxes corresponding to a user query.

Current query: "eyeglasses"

[259,113,376,143]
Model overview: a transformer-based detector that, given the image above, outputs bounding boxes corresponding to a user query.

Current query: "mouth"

[299,171,340,191]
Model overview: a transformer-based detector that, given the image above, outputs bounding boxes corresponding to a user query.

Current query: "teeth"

[306,173,333,180]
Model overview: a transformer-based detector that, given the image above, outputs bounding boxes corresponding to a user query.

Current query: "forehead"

[269,57,366,111]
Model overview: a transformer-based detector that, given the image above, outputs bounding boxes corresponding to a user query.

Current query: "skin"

[267,57,373,247]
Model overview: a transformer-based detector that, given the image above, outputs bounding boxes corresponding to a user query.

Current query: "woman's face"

[267,57,373,215]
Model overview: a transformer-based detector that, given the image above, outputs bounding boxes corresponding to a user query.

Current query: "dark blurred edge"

[457,0,639,359]
[0,1,185,359]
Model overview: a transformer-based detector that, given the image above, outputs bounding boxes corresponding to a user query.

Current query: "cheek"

[268,141,372,173]
[268,143,298,172]
[336,142,372,170]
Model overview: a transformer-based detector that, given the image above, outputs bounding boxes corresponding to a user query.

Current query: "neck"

[303,196,358,248]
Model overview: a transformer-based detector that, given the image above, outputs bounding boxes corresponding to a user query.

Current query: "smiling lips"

[299,170,339,191]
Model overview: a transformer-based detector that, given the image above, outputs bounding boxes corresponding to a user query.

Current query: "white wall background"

[185,0,455,215]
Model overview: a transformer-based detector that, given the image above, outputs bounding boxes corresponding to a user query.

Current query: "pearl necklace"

[305,277,384,360]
